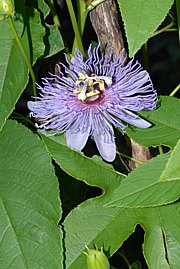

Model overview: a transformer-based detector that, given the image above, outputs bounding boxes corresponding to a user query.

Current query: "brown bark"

[90,0,125,57]
[90,0,150,169]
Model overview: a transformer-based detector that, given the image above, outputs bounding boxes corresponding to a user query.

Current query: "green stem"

[116,151,143,165]
[176,0,180,44]
[71,0,88,54]
[8,16,37,96]
[65,0,84,55]
[158,145,163,155]
[11,112,34,127]
[118,252,131,269]
[169,83,180,96]
[142,43,149,71]
[46,0,61,29]
[151,22,174,38]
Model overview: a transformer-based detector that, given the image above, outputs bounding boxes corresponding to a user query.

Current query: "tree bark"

[90,0,150,169]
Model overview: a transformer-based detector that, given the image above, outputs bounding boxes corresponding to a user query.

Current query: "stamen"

[86,90,100,98]
[77,80,88,101]
[74,73,112,101]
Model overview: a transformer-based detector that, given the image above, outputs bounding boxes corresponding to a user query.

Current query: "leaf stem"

[151,22,175,38]
[8,16,37,96]
[46,0,61,29]
[65,0,84,55]
[158,145,163,155]
[71,0,87,55]
[142,43,149,71]
[11,112,34,127]
[169,83,180,96]
[116,151,143,165]
[118,252,131,268]
[176,0,180,44]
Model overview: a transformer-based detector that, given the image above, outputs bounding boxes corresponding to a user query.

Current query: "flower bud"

[84,246,110,269]
[0,0,14,16]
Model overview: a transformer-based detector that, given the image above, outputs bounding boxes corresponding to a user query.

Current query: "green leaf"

[24,6,45,64]
[35,0,50,18]
[42,134,123,192]
[0,1,45,130]
[105,152,179,208]
[42,124,179,268]
[63,201,180,269]
[117,0,174,57]
[34,0,64,57]
[46,25,64,57]
[43,134,179,208]
[160,139,180,181]
[0,19,28,130]
[142,202,180,269]
[126,96,180,148]
[0,120,62,269]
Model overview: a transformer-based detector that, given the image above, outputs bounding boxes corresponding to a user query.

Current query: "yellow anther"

[86,90,100,98]
[93,80,105,91]
[75,73,87,85]
[74,72,112,101]
[73,88,82,94]
[78,73,87,80]
[88,79,94,87]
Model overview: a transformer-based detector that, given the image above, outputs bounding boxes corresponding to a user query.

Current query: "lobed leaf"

[43,133,179,208]
[0,120,62,269]
[63,200,180,269]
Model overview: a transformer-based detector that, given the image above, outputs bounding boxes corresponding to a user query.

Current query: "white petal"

[66,127,90,151]
[93,123,116,162]
[120,109,151,128]
[27,101,37,111]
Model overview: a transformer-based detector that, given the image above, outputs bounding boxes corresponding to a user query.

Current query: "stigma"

[74,73,112,101]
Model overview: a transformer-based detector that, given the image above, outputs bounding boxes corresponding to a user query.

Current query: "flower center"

[73,73,112,101]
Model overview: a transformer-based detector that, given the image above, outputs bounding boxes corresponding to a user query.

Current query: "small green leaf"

[160,139,180,181]
[0,120,62,269]
[46,25,64,57]
[126,96,180,148]
[118,0,174,57]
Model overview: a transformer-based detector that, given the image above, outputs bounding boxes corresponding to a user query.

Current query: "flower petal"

[120,109,151,128]
[27,101,38,111]
[93,119,116,162]
[66,127,91,151]
[94,133,116,162]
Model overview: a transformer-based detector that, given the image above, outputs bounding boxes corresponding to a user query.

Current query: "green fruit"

[0,0,14,16]
[84,246,110,269]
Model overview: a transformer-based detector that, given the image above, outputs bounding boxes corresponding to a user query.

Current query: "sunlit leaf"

[118,0,174,57]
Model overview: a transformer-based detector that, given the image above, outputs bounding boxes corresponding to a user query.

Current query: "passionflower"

[28,45,157,162]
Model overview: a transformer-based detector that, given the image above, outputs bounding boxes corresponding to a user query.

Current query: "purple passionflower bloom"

[28,45,157,162]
